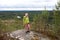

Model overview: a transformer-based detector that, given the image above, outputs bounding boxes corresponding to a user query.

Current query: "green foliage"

[0,19,23,32]
[53,12,60,35]
[51,1,60,40]
[31,10,50,32]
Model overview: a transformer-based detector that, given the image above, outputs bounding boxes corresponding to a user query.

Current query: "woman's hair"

[25,13,28,16]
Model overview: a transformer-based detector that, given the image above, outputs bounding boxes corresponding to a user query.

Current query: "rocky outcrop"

[9,29,50,40]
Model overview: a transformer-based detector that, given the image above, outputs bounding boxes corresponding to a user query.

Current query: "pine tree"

[53,1,60,39]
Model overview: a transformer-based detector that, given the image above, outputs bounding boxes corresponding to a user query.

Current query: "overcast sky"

[0,0,58,11]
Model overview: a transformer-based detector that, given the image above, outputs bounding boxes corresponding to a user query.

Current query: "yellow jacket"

[23,16,29,25]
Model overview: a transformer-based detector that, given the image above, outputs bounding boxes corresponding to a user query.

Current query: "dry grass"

[0,19,23,32]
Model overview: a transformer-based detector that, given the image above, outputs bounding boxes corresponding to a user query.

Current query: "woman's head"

[25,13,28,16]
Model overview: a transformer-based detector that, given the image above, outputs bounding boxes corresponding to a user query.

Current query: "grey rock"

[9,29,50,40]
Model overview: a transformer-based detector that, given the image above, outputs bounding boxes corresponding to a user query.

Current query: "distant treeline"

[0,11,53,20]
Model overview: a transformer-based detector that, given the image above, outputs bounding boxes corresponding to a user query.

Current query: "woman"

[23,13,30,33]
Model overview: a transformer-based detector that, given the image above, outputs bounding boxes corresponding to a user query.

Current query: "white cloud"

[0,8,53,11]
[0,0,57,10]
